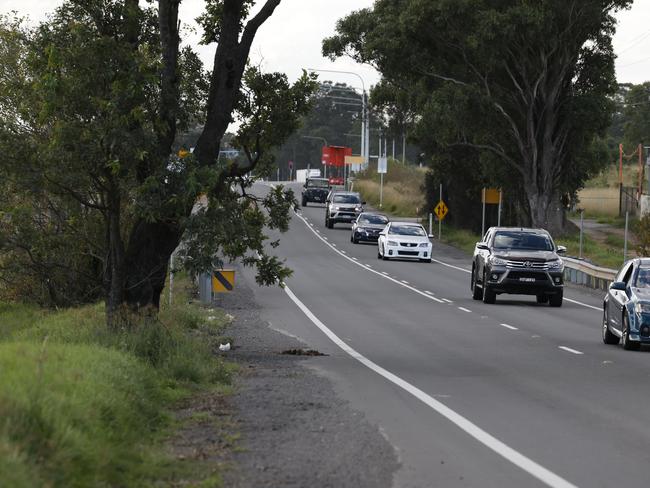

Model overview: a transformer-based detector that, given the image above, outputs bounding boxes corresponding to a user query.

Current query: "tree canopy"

[0,0,317,324]
[324,0,631,232]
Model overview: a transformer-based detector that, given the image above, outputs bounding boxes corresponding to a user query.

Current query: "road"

[240,182,650,488]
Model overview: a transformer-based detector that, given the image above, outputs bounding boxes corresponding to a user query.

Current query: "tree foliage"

[324,0,631,233]
[0,1,317,323]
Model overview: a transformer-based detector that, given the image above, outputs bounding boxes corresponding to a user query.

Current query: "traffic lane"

[241,265,542,488]
[296,204,626,358]
[269,210,650,488]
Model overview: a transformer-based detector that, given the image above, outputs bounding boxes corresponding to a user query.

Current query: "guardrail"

[563,257,616,291]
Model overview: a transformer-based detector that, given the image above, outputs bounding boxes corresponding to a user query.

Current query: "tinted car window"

[359,215,388,225]
[333,194,360,204]
[635,267,650,288]
[307,179,329,188]
[493,231,553,251]
[389,225,426,236]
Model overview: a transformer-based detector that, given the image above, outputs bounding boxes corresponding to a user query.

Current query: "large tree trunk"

[526,188,565,235]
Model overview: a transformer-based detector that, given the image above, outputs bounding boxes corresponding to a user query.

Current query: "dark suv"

[470,227,566,306]
[325,191,364,228]
[301,178,330,206]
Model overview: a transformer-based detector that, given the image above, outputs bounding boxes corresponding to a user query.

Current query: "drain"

[281,349,327,356]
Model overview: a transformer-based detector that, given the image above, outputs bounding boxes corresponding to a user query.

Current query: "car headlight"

[387,240,399,246]
[419,242,430,247]
[635,303,650,314]
[333,206,340,210]
[355,206,362,212]
[489,256,507,266]
[547,259,563,270]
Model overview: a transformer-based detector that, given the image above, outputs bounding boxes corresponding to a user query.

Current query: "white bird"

[218,343,231,352]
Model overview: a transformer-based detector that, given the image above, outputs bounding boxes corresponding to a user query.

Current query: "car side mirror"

[556,245,566,255]
[476,243,489,250]
[610,281,627,291]
[379,231,386,236]
[362,201,367,205]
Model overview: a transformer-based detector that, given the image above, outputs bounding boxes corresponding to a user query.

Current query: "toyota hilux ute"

[470,227,566,306]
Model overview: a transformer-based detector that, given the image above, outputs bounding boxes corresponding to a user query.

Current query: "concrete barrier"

[563,257,617,291]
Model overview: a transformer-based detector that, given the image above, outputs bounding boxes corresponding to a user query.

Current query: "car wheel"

[381,245,389,260]
[352,233,358,244]
[536,294,549,304]
[482,272,496,304]
[622,313,640,350]
[471,267,483,300]
[326,217,334,229]
[301,198,307,207]
[602,308,619,345]
[549,291,563,307]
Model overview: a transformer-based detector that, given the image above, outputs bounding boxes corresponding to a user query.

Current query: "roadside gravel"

[217,265,399,487]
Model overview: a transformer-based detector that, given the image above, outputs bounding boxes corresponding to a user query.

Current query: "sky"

[2,0,649,89]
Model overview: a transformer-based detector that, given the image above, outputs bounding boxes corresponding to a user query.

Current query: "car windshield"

[389,225,426,236]
[333,194,360,204]
[359,215,388,225]
[635,268,650,288]
[493,231,553,251]
[307,179,329,188]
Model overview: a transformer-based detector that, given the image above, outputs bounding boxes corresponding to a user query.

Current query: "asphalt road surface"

[241,182,650,488]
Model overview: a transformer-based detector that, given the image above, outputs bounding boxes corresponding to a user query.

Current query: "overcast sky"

[2,0,649,89]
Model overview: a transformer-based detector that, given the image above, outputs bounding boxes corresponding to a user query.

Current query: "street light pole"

[308,67,369,170]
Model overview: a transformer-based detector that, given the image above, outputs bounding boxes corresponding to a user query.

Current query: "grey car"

[325,191,365,229]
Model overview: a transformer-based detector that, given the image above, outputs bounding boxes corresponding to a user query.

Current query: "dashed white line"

[500,323,519,331]
[382,271,389,276]
[352,257,359,261]
[558,346,584,355]
[424,291,434,295]
[401,280,410,285]
[282,284,578,488]
[341,250,347,254]
[458,307,472,313]
[441,298,453,304]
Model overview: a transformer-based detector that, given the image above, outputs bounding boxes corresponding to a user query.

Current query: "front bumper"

[628,312,650,342]
[485,266,564,295]
[385,244,432,259]
[304,191,328,202]
[354,229,381,241]
[329,210,361,222]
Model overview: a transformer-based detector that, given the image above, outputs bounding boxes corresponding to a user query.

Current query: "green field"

[0,276,232,487]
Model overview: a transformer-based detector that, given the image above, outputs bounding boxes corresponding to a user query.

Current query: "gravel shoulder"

[213,265,399,487]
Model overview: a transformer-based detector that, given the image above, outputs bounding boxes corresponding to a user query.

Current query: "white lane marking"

[352,257,358,261]
[564,298,601,311]
[293,212,446,305]
[500,323,519,331]
[432,258,471,273]
[332,243,337,247]
[382,271,389,276]
[442,298,453,303]
[424,290,434,295]
[341,250,347,254]
[324,237,329,240]
[458,307,472,313]
[558,346,584,355]
[283,284,578,488]
[401,280,410,285]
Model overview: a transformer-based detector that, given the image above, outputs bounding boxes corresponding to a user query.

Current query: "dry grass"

[576,187,620,216]
[353,163,426,217]
[585,163,643,189]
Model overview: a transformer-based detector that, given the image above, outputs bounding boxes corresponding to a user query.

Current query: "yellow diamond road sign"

[212,269,235,293]
[434,200,448,221]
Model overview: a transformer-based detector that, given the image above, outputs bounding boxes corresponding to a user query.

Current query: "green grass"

[439,226,481,255]
[0,274,232,487]
[555,233,625,269]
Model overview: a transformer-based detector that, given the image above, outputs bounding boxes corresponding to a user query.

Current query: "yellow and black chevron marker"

[212,270,235,293]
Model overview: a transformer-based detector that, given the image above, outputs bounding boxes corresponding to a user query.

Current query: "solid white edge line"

[558,346,584,355]
[458,307,472,313]
[282,284,578,488]
[500,323,519,331]
[563,298,601,311]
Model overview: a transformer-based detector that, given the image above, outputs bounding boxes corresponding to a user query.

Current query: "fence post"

[624,211,629,263]
[579,210,584,259]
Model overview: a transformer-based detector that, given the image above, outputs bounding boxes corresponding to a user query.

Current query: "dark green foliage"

[324,0,631,233]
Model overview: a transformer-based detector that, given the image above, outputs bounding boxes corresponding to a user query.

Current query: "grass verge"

[0,273,232,487]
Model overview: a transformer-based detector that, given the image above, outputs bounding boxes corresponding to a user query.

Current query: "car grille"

[506,260,549,270]
[400,242,418,248]
[398,251,419,256]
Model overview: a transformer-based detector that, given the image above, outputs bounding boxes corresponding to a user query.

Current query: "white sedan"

[377,222,432,263]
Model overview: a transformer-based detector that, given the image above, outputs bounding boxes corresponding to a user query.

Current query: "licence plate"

[519,277,536,282]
